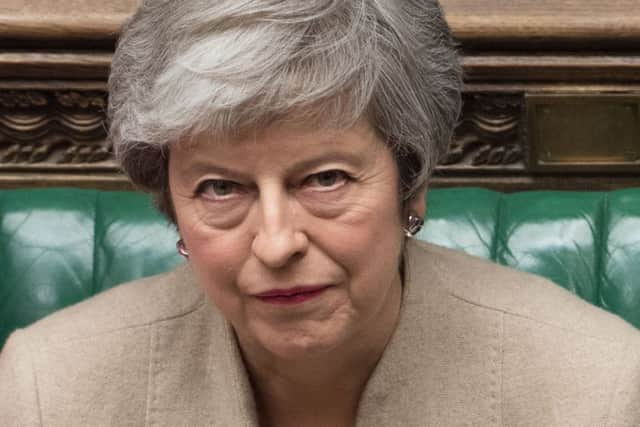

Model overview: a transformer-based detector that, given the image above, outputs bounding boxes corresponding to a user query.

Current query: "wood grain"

[0,52,111,79]
[441,0,640,47]
[463,55,640,82]
[0,0,137,40]
[1,0,639,48]
[0,0,638,190]
[0,172,131,190]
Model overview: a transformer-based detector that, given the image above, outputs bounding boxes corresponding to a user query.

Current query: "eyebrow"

[285,151,366,175]
[177,149,366,182]
[177,161,251,183]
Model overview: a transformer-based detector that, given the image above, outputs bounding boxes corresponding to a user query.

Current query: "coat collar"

[356,239,503,425]
[145,265,259,426]
[150,241,502,426]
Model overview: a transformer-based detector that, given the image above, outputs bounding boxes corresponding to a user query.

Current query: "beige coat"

[1,240,639,426]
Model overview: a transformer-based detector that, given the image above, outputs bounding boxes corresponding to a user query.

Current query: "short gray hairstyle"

[109,0,462,218]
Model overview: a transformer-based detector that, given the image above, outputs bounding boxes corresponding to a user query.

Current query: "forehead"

[169,120,391,175]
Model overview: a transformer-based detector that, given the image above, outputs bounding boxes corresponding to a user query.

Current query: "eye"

[195,179,241,200]
[304,170,350,190]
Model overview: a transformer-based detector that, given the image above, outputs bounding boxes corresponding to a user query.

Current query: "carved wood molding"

[1,1,638,191]
[0,88,636,191]
[442,93,525,171]
[0,89,528,173]
[0,90,113,169]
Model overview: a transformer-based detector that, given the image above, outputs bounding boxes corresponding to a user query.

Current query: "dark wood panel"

[0,52,111,79]
[0,88,111,170]
[465,84,640,93]
[0,1,638,191]
[0,0,136,43]
[0,88,527,175]
[0,172,131,190]
[4,51,640,83]
[463,55,640,82]
[2,0,640,50]
[442,0,640,49]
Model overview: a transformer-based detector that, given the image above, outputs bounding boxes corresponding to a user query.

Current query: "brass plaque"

[528,95,640,171]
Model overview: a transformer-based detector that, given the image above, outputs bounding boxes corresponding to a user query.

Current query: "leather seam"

[595,193,609,308]
[490,193,503,262]
[91,191,100,296]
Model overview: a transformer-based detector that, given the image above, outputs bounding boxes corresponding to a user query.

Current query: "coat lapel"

[147,241,503,426]
[146,266,259,426]
[356,240,504,426]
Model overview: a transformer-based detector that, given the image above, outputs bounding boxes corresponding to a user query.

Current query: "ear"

[407,183,428,218]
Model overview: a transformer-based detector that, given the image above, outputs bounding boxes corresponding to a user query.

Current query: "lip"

[254,285,331,305]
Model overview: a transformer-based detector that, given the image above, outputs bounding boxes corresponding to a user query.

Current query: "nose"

[251,191,309,268]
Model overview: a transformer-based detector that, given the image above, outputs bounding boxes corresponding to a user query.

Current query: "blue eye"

[196,179,240,199]
[306,170,350,189]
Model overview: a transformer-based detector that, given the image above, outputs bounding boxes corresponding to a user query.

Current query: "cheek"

[181,225,251,315]
[175,197,249,279]
[313,199,404,300]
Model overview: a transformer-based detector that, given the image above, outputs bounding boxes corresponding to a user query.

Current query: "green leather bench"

[2,187,640,348]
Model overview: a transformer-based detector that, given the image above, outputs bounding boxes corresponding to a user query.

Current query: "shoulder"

[406,239,639,341]
[0,264,212,424]
[14,262,205,348]
[405,240,640,425]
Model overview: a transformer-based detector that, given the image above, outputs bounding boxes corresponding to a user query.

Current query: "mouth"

[254,285,331,305]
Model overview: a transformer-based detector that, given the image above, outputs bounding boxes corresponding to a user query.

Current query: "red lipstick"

[254,285,330,305]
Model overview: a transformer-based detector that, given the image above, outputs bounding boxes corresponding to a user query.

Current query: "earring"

[404,213,424,237]
[176,239,189,258]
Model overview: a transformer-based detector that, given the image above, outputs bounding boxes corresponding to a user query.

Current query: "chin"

[251,321,348,360]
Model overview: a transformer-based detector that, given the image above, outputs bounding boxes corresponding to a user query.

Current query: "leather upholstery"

[0,189,182,347]
[419,188,640,328]
[2,187,639,347]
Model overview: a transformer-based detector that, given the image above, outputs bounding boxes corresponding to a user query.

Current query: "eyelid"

[194,178,244,199]
[302,169,351,187]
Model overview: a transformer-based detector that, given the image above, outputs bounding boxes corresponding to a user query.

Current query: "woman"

[1,1,638,425]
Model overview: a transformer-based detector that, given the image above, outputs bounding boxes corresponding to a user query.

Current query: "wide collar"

[144,265,259,426]
[150,240,502,426]
[355,239,503,426]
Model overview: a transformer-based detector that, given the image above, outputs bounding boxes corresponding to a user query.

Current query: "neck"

[238,276,403,427]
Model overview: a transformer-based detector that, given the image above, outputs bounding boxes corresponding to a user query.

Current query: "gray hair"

[109,0,462,217]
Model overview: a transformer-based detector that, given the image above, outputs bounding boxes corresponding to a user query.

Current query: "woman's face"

[169,121,425,359]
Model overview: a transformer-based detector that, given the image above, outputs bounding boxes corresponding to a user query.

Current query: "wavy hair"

[108,0,462,219]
